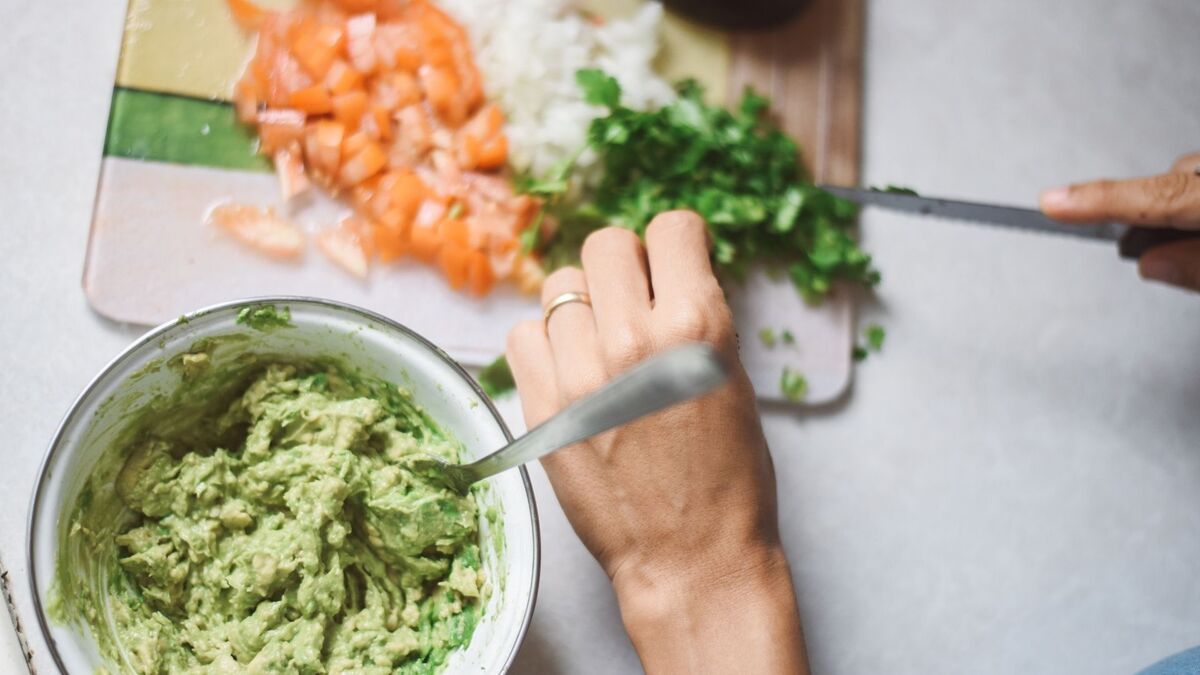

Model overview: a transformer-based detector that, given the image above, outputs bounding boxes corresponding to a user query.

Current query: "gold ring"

[543,291,591,322]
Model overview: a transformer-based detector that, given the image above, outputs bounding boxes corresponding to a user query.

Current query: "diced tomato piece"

[372,219,409,261]
[234,75,263,123]
[209,204,305,259]
[395,105,432,155]
[288,85,333,114]
[440,218,469,248]
[273,145,310,199]
[331,90,368,130]
[331,0,380,12]
[409,222,441,262]
[366,105,392,142]
[418,66,466,126]
[303,120,344,178]
[324,60,364,95]
[369,170,425,226]
[466,249,495,296]
[370,71,420,111]
[227,0,268,30]
[341,130,370,158]
[438,242,470,289]
[473,134,507,170]
[345,13,377,74]
[256,108,306,155]
[292,23,346,79]
[339,141,387,186]
[316,224,370,278]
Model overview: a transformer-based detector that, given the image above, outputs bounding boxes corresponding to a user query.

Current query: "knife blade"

[819,185,1200,259]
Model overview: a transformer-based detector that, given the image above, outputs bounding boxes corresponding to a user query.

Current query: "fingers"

[581,228,653,369]
[540,267,606,402]
[506,320,560,429]
[1170,152,1200,175]
[1138,239,1200,293]
[1039,173,1200,228]
[644,211,720,307]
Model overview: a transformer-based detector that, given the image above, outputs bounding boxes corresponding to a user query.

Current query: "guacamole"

[54,360,487,674]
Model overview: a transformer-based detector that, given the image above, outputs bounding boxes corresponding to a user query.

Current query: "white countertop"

[2,0,1199,673]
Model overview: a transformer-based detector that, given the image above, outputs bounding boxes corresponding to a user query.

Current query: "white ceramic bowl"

[28,297,539,673]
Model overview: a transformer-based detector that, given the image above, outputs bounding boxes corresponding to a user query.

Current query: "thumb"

[1039,173,1200,227]
[1139,239,1200,292]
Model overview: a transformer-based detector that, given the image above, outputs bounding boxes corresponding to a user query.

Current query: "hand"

[1039,152,1200,292]
[506,211,807,674]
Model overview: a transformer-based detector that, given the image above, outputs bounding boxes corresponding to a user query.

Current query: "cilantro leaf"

[866,324,886,351]
[477,356,515,398]
[758,328,777,348]
[780,367,808,402]
[576,69,622,108]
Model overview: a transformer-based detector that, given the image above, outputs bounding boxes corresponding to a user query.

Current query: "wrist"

[613,543,808,674]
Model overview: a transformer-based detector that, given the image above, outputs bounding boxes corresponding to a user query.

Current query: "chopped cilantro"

[872,185,920,196]
[446,202,464,220]
[781,329,795,345]
[780,367,808,402]
[852,323,886,362]
[866,324,886,351]
[532,70,879,304]
[758,328,777,348]
[477,355,515,398]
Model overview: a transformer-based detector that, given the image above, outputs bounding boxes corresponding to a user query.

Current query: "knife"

[819,185,1200,259]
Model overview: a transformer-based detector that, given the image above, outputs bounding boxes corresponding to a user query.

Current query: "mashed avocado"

[54,360,487,674]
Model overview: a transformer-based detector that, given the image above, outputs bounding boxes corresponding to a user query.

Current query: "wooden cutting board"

[83,0,864,404]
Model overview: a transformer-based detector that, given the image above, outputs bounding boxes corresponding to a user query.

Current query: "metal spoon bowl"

[418,343,729,493]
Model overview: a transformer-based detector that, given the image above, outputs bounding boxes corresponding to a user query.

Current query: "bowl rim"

[26,295,541,674]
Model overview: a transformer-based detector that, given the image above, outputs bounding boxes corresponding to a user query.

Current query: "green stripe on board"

[103,87,272,172]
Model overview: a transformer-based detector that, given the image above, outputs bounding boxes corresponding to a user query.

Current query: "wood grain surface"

[729,0,864,186]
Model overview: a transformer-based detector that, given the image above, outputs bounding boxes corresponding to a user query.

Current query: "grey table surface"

[3,0,1199,673]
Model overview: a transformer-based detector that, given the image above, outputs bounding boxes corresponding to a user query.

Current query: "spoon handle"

[462,343,728,484]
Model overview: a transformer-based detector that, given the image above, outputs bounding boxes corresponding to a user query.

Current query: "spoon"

[419,343,729,494]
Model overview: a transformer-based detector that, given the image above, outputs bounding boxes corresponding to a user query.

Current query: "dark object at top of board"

[662,0,811,30]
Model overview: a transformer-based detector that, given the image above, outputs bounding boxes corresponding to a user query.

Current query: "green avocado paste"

[53,361,488,674]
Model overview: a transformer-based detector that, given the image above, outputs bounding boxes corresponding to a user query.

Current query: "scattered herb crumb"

[478,355,516,398]
[235,304,291,331]
[780,367,808,402]
[781,329,795,345]
[872,185,920,196]
[853,323,887,362]
[758,328,778,348]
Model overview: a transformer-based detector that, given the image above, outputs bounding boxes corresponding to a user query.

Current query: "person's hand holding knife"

[1041,152,1200,292]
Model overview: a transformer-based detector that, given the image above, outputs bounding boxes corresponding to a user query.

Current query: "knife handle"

[1118,227,1200,260]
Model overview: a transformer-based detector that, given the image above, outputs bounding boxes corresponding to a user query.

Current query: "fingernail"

[1140,257,1180,286]
[1039,187,1071,210]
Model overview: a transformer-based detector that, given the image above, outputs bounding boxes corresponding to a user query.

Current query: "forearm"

[614,544,808,675]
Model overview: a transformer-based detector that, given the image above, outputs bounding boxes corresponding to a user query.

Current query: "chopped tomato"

[227,0,268,30]
[273,145,310,199]
[331,90,368,129]
[209,204,305,259]
[256,108,306,154]
[339,141,387,185]
[466,249,495,296]
[316,224,370,278]
[235,0,537,292]
[409,222,441,262]
[325,60,364,95]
